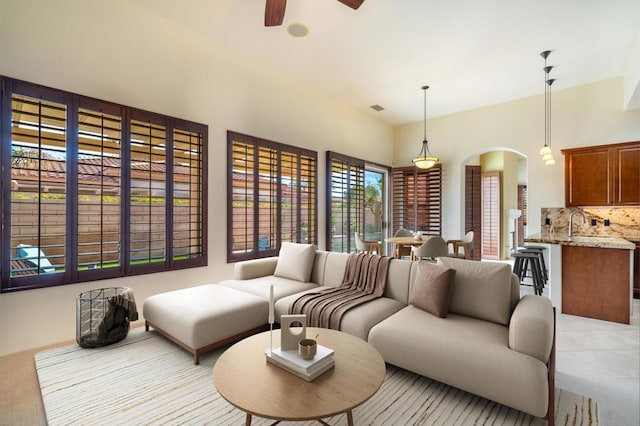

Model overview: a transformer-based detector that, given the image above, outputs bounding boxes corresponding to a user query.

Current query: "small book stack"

[265,345,335,381]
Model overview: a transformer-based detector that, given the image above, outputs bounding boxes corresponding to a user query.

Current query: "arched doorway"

[462,149,527,261]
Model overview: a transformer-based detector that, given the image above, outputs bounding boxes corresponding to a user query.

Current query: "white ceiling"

[131,0,640,126]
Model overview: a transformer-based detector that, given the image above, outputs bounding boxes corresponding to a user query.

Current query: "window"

[326,152,388,253]
[227,131,316,262]
[1,77,207,292]
[391,165,442,236]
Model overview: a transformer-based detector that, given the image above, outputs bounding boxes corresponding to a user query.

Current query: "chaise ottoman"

[143,284,269,364]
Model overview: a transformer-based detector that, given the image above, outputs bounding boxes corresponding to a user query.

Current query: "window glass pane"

[299,154,315,244]
[327,153,365,253]
[77,108,122,270]
[258,147,278,251]
[330,159,348,252]
[10,94,66,276]
[231,141,255,256]
[364,170,383,242]
[130,119,167,264]
[280,151,298,244]
[349,164,364,253]
[173,128,204,260]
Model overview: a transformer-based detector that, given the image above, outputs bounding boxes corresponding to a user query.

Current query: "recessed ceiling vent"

[370,104,384,112]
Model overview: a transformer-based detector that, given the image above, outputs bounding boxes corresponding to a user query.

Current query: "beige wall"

[0,0,393,355]
[394,78,640,243]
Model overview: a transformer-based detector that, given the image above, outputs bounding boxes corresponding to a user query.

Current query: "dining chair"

[447,231,474,259]
[411,236,448,261]
[393,228,413,259]
[394,228,413,237]
[354,232,381,254]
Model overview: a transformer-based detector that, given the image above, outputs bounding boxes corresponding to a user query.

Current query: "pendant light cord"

[423,86,427,142]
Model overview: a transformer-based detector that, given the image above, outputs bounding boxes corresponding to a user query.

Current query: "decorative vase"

[280,314,306,350]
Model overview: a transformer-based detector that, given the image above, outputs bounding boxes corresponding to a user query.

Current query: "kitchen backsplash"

[541,207,640,239]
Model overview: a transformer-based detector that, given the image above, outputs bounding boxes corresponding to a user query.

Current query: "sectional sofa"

[143,243,555,423]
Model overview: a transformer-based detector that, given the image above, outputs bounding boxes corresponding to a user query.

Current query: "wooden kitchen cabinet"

[563,141,640,207]
[562,245,631,324]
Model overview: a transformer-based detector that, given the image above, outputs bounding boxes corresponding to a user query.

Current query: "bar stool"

[518,249,547,291]
[512,252,545,295]
[522,245,548,283]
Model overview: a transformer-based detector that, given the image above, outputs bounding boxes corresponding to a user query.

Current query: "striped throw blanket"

[290,253,391,330]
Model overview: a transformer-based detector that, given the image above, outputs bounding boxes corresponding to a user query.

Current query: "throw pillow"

[437,256,513,325]
[409,261,456,318]
[274,243,317,282]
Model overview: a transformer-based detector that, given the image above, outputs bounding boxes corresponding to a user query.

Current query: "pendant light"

[412,85,439,169]
[540,50,556,165]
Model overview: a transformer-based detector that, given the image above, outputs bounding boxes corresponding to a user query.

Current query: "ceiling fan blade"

[265,0,287,26]
[337,0,364,10]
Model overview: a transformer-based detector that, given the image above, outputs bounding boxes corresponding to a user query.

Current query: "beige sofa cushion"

[274,286,405,341]
[220,276,319,300]
[274,243,316,282]
[409,261,455,318]
[437,257,512,325]
[368,306,549,418]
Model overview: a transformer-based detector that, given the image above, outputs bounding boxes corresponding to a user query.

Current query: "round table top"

[213,327,386,422]
[385,236,428,245]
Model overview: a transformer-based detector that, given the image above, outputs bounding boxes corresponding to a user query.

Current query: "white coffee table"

[213,327,386,425]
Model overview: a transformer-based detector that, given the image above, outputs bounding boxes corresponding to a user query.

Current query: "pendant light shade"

[540,50,556,165]
[412,85,439,169]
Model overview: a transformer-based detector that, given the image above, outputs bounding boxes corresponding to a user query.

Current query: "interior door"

[465,165,482,260]
[481,171,500,259]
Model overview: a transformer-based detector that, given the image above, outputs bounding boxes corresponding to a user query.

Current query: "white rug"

[35,328,599,425]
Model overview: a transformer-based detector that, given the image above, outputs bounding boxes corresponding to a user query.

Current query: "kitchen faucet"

[568,211,586,238]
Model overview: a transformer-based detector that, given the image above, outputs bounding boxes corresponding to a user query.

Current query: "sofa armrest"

[508,295,554,363]
[233,257,279,280]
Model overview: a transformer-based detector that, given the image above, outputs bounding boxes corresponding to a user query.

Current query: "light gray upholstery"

[509,294,555,362]
[143,285,268,349]
[220,276,318,300]
[234,257,278,280]
[368,306,550,418]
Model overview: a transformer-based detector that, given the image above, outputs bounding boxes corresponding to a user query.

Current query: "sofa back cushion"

[385,258,413,304]
[274,243,317,282]
[321,252,350,287]
[437,257,513,325]
[310,251,329,285]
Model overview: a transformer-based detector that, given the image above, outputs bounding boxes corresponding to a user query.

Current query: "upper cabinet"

[562,141,640,207]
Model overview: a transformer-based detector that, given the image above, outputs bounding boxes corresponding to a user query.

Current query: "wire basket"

[76,287,131,348]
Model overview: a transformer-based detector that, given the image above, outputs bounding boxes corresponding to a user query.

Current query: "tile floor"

[519,272,639,426]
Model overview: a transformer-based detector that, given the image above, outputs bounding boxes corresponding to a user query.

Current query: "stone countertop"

[525,232,636,250]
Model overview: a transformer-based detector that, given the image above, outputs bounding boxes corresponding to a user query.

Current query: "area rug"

[35,328,599,425]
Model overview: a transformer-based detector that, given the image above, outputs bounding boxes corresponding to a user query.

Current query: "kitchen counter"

[525,232,636,250]
[525,232,635,324]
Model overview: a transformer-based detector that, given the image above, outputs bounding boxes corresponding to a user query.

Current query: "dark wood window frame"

[391,165,442,237]
[0,76,208,292]
[227,131,317,263]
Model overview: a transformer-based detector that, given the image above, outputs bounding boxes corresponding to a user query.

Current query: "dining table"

[384,236,429,259]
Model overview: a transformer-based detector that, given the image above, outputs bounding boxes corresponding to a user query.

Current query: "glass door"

[364,166,387,253]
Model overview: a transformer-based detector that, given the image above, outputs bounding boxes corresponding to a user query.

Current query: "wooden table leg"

[347,409,354,426]
[245,413,251,426]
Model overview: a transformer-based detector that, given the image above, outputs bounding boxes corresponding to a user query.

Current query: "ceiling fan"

[265,0,365,27]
